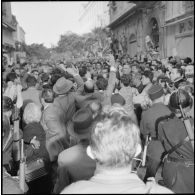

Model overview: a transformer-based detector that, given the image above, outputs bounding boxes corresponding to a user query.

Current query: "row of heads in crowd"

[3,55,194,93]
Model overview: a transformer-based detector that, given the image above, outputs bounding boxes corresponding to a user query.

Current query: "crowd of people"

[2,52,194,194]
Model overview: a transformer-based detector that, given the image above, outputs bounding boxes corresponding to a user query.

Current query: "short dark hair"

[79,68,87,77]
[50,74,61,86]
[6,72,17,83]
[26,75,37,87]
[31,69,39,74]
[121,74,131,87]
[184,57,192,64]
[41,73,50,82]
[96,77,108,90]
[143,70,153,81]
[84,83,94,93]
[41,88,54,103]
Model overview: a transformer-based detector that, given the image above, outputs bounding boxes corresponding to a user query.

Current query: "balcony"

[2,15,17,31]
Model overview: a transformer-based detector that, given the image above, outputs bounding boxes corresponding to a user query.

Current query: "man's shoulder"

[58,144,85,163]
[147,182,173,194]
[159,115,183,130]
[60,180,93,194]
[146,103,171,115]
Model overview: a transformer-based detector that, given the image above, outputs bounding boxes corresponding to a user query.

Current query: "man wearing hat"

[52,66,85,143]
[140,84,172,181]
[53,106,98,194]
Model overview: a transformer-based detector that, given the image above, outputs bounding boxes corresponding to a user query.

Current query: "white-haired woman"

[23,102,53,193]
[23,102,49,164]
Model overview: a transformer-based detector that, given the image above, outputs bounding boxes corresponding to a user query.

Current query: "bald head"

[84,79,94,93]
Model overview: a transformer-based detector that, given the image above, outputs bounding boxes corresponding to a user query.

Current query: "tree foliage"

[24,27,109,63]
[23,43,51,62]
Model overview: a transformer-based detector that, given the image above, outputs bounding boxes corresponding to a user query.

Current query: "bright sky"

[11,1,89,48]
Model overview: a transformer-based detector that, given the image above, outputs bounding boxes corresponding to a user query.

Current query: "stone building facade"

[108,1,194,60]
[2,2,17,65]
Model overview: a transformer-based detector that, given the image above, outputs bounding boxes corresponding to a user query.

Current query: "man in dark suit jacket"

[53,107,98,194]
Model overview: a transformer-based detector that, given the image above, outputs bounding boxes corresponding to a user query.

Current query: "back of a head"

[41,73,50,83]
[90,106,140,168]
[3,96,14,113]
[26,75,37,87]
[143,70,154,82]
[184,57,192,65]
[41,88,54,103]
[50,74,61,87]
[79,67,87,77]
[96,77,108,91]
[84,80,94,93]
[6,72,17,83]
[23,102,42,124]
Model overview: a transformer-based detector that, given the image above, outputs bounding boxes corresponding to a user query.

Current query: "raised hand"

[66,66,79,76]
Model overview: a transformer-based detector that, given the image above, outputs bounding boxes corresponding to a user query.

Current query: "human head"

[96,62,101,70]
[170,67,183,81]
[68,107,95,142]
[141,70,153,85]
[26,75,37,88]
[157,75,171,89]
[184,57,192,65]
[131,65,139,74]
[3,96,14,118]
[120,74,131,87]
[50,74,62,87]
[168,89,193,114]
[53,77,73,95]
[123,64,131,75]
[88,106,141,168]
[31,69,39,80]
[185,65,194,84]
[102,68,109,79]
[41,88,54,107]
[41,73,50,83]
[148,84,165,104]
[5,72,18,83]
[132,72,142,87]
[23,103,42,124]
[84,79,94,93]
[96,77,108,91]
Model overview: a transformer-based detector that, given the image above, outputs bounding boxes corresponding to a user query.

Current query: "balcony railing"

[3,15,17,31]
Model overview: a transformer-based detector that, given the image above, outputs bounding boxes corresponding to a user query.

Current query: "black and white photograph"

[2,1,194,194]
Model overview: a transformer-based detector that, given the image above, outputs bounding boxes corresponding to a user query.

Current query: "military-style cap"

[148,84,164,100]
